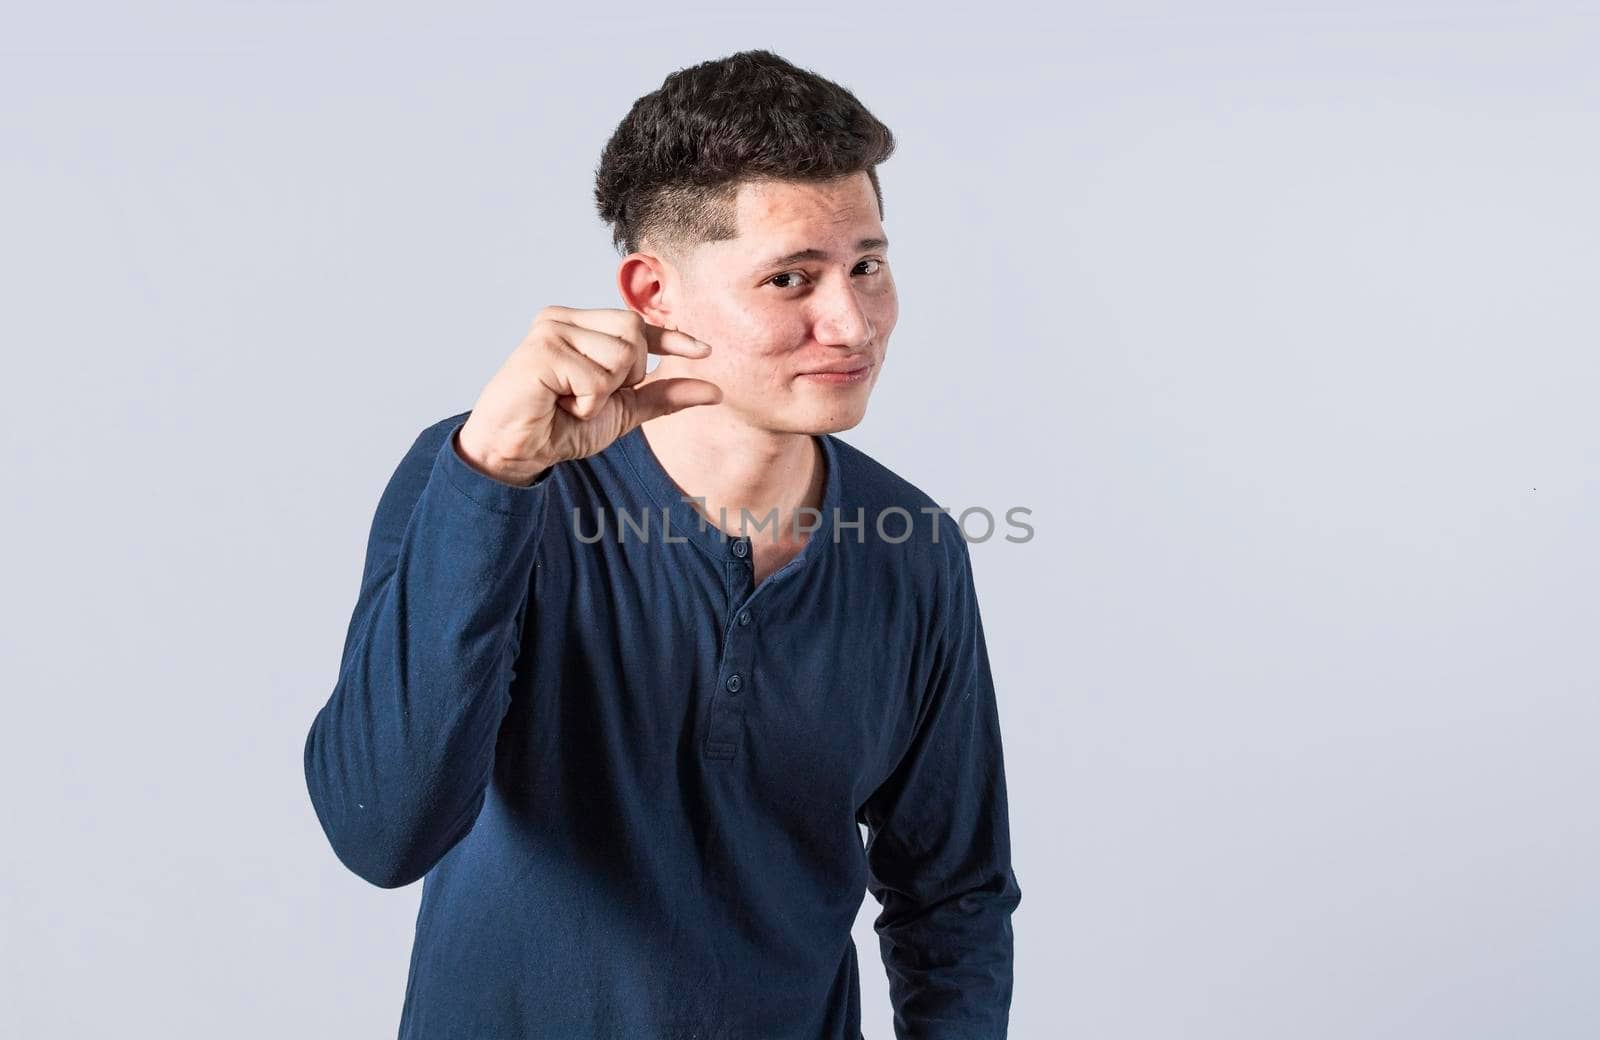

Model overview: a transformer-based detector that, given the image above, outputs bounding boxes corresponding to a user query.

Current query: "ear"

[617,250,682,331]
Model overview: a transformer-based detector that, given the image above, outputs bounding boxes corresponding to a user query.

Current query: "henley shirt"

[303,409,1021,1039]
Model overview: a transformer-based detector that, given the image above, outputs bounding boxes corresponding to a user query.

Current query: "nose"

[811,275,874,348]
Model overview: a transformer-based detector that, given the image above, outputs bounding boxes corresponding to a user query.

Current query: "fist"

[457,306,721,486]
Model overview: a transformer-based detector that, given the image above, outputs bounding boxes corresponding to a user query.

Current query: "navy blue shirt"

[303,410,1021,1039]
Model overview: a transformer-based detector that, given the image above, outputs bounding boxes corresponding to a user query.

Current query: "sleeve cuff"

[434,419,553,518]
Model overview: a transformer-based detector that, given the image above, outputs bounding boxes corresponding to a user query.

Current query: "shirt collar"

[616,423,843,570]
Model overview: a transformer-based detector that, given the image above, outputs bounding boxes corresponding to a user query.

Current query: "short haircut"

[593,49,896,264]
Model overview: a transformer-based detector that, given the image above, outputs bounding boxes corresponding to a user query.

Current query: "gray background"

[3,3,1595,1037]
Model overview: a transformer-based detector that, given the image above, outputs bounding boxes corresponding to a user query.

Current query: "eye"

[766,258,885,290]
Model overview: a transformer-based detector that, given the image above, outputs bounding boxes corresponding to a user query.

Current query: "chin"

[746,382,876,436]
[787,402,870,435]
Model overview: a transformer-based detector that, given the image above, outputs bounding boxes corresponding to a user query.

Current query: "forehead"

[728,173,882,247]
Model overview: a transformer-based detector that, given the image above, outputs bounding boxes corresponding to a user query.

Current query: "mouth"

[796,360,873,385]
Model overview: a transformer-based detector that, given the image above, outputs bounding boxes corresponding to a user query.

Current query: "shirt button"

[725,673,743,693]
[737,610,751,626]
[731,538,749,558]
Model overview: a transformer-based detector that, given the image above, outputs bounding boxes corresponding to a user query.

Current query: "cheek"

[709,296,789,349]
[703,306,797,394]
[870,289,899,344]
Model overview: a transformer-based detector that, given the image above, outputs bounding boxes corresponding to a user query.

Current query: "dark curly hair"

[593,49,896,262]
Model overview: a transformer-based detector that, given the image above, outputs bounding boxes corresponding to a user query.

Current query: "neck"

[639,405,824,545]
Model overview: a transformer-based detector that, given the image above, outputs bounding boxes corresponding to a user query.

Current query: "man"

[303,49,1020,1039]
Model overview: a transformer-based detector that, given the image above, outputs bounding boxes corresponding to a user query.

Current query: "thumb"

[621,377,723,428]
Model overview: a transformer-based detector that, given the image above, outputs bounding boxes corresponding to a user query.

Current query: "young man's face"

[661,171,898,436]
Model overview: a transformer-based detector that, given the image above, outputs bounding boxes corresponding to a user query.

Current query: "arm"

[859,528,1023,1038]
[302,414,552,888]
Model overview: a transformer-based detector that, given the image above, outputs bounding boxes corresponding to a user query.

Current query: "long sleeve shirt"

[302,409,1021,1039]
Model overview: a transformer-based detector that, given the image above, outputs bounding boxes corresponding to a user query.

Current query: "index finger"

[537,306,711,359]
[642,323,713,359]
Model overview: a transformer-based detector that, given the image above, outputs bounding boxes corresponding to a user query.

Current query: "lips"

[796,360,873,385]
[798,359,871,376]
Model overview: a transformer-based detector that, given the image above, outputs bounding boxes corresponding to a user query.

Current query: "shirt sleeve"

[302,414,553,888]
[858,522,1023,1038]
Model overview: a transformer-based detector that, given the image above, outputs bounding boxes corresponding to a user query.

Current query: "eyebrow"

[755,237,889,271]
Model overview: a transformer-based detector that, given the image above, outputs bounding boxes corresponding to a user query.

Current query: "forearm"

[303,418,550,888]
[871,522,1022,1036]
[876,856,1020,1036]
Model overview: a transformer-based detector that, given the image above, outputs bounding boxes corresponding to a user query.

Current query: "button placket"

[722,538,754,607]
[706,541,757,761]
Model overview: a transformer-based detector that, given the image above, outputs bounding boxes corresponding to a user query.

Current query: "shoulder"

[373,409,472,505]
[381,410,473,479]
[416,409,474,452]
[824,432,971,582]
[826,433,939,515]
[387,408,476,494]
